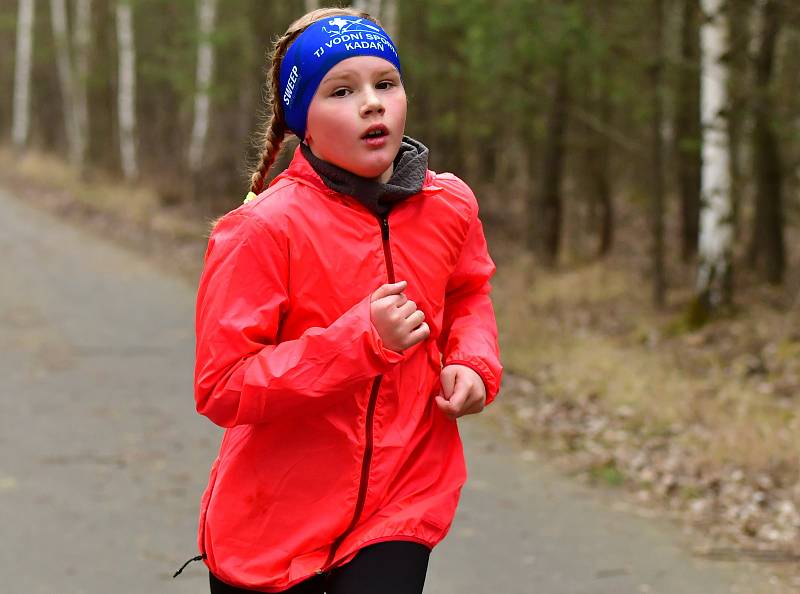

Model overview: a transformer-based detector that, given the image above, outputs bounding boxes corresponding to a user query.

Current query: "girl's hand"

[435,364,487,420]
[370,280,430,353]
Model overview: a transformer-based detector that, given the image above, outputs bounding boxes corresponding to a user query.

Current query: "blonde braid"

[247,32,295,198]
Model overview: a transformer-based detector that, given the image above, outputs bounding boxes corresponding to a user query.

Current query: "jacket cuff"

[443,354,498,405]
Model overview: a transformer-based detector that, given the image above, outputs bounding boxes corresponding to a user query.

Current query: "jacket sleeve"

[436,198,503,405]
[194,212,404,428]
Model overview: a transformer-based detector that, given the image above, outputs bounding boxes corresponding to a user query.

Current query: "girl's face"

[305,56,407,183]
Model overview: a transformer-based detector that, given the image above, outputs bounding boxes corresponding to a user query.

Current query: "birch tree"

[12,0,35,152]
[188,0,218,173]
[116,0,138,180]
[304,0,319,12]
[50,0,84,169]
[694,0,734,315]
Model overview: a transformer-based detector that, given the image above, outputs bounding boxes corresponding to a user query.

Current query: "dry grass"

[490,237,800,474]
[0,147,208,281]
[0,146,160,224]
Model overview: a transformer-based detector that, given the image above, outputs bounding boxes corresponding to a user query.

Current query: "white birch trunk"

[12,0,35,151]
[50,0,83,169]
[72,0,91,171]
[116,0,138,180]
[188,0,218,172]
[696,0,733,305]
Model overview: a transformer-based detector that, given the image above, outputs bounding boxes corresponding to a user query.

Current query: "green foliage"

[0,12,17,32]
[136,0,197,109]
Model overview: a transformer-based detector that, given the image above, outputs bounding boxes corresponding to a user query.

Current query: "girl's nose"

[360,88,384,116]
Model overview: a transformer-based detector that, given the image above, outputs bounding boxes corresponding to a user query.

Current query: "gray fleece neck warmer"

[299,135,429,218]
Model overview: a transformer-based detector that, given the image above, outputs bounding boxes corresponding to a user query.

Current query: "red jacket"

[194,145,502,591]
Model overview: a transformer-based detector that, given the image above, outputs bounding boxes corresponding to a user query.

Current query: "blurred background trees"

[2,0,799,316]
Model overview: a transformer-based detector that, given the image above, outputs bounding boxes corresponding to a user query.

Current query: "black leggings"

[209,540,431,594]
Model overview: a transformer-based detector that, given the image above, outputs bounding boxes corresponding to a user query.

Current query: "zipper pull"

[381,217,389,241]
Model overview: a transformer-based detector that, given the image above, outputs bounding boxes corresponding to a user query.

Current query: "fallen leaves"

[496,372,800,559]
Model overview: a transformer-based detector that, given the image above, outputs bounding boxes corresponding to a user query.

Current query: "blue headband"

[279,16,402,139]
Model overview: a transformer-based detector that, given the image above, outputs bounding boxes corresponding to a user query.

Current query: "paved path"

[0,186,775,593]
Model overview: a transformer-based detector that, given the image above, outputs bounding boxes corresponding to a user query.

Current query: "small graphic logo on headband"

[323,17,381,36]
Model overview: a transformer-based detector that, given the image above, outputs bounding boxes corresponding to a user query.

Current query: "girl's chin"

[325,146,398,179]
[350,161,394,180]
[365,167,393,182]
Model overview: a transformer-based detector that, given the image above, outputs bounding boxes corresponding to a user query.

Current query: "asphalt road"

[0,185,776,593]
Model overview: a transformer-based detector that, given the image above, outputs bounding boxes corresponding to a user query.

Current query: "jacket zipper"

[379,216,395,282]
[319,214,395,574]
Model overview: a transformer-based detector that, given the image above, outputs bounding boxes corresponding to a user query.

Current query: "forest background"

[2,0,800,582]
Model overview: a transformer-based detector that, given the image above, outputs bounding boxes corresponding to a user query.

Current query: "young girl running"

[188,6,502,593]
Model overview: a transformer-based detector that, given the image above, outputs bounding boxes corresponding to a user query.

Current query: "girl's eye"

[332,88,350,97]
[377,80,395,90]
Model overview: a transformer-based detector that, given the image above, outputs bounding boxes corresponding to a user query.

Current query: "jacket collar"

[270,137,442,210]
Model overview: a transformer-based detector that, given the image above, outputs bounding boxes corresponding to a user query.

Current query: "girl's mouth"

[363,134,388,148]
[362,125,389,147]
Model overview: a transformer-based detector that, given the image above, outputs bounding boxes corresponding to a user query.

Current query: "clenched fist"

[435,364,487,420]
[370,280,430,353]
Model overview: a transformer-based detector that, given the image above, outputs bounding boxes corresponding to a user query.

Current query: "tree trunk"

[650,0,666,307]
[694,0,734,320]
[188,0,218,174]
[304,0,318,12]
[12,0,36,152]
[531,53,570,267]
[87,0,116,169]
[50,0,84,170]
[675,0,701,262]
[116,0,138,181]
[381,0,398,38]
[73,0,92,177]
[368,0,383,17]
[726,0,751,242]
[353,0,382,18]
[584,0,614,258]
[747,0,784,284]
